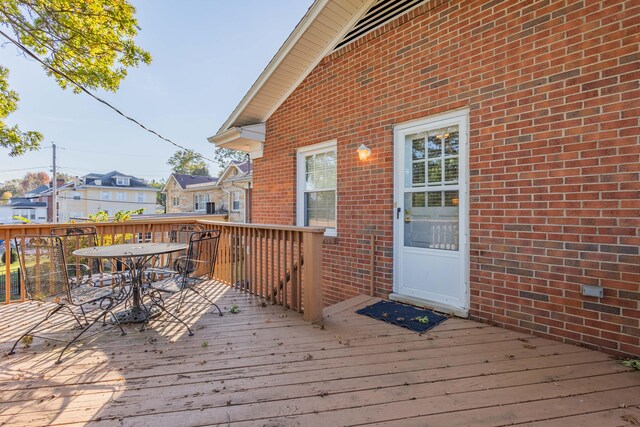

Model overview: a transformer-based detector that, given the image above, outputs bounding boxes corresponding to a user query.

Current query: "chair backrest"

[183,230,221,280]
[51,226,106,278]
[14,235,71,303]
[167,224,205,267]
[170,224,205,244]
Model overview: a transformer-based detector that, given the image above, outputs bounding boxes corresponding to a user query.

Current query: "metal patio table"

[73,242,188,324]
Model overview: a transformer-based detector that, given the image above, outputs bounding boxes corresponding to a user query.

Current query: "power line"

[0,29,216,163]
[0,166,49,173]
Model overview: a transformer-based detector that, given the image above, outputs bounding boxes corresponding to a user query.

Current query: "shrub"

[1,249,17,265]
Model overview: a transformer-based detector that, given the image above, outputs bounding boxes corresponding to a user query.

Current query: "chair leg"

[188,286,223,317]
[55,308,108,364]
[8,305,64,356]
[60,304,86,328]
[150,301,194,336]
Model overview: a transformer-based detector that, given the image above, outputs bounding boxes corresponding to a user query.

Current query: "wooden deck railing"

[0,216,325,322]
[197,220,324,323]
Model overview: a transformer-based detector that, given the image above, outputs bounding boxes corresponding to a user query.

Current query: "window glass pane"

[444,127,459,155]
[412,162,425,186]
[404,191,459,250]
[427,191,442,207]
[444,157,459,182]
[427,130,443,158]
[305,190,335,228]
[427,159,442,184]
[412,192,425,207]
[412,138,425,160]
[445,190,459,207]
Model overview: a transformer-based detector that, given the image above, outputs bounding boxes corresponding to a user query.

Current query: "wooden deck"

[1,284,639,426]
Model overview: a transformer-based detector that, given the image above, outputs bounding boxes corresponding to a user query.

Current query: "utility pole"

[52,143,57,223]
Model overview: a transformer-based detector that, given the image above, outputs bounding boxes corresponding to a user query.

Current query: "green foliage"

[213,148,247,174]
[0,67,43,156]
[414,316,430,324]
[147,179,166,206]
[229,304,240,314]
[0,0,151,156]
[167,150,209,176]
[87,208,143,245]
[11,214,30,224]
[622,359,640,370]
[1,249,17,264]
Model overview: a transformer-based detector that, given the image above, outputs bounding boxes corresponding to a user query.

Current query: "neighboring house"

[58,171,157,222]
[209,0,639,357]
[0,197,47,224]
[24,179,65,222]
[163,160,252,222]
[164,174,219,214]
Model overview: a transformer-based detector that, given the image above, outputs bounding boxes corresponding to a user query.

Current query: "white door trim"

[392,109,470,315]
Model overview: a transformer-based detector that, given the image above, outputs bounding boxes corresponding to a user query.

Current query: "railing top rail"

[197,220,326,234]
[0,215,223,231]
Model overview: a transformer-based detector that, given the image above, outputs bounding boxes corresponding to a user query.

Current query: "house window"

[101,191,111,201]
[72,192,81,200]
[172,196,180,207]
[115,177,130,186]
[296,140,337,235]
[136,232,152,243]
[194,194,211,211]
[116,192,126,201]
[136,192,145,203]
[232,192,240,211]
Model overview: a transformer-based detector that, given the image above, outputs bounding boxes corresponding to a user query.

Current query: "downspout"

[219,187,232,220]
[245,153,251,223]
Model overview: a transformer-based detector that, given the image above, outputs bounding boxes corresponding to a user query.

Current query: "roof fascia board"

[262,0,375,122]
[218,0,331,133]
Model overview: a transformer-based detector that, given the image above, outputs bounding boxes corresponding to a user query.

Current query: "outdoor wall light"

[357,144,371,160]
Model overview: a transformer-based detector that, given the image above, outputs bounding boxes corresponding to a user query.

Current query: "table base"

[114,305,160,324]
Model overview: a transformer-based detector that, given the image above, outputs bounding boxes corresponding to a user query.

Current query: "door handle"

[397,207,402,219]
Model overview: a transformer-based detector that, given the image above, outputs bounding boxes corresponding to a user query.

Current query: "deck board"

[0,282,638,426]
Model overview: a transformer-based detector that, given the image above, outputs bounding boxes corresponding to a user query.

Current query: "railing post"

[4,234,10,304]
[302,230,323,323]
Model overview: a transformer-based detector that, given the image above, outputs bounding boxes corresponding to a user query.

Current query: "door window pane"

[404,191,459,250]
[427,159,442,184]
[412,162,425,186]
[444,158,459,182]
[444,128,459,155]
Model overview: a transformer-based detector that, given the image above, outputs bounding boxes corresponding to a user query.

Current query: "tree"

[147,179,166,207]
[19,171,49,193]
[0,191,10,201]
[0,0,151,156]
[167,150,209,176]
[214,148,247,173]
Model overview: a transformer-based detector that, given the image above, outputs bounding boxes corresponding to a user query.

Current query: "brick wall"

[253,0,639,356]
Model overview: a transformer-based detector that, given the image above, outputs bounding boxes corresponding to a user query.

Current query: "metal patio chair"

[51,226,124,288]
[8,235,127,364]
[148,229,223,316]
[145,223,205,280]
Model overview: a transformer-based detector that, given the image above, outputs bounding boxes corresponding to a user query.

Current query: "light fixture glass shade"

[357,144,371,160]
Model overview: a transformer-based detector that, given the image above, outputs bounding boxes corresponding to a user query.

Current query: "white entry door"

[394,110,468,313]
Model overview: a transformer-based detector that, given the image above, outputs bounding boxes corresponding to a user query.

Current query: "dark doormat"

[356,300,447,333]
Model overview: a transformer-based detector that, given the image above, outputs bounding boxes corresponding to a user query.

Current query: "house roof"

[80,171,153,189]
[9,198,47,208]
[26,184,50,196]
[170,174,218,190]
[211,0,376,137]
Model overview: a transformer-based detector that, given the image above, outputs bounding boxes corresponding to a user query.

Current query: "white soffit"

[215,0,376,134]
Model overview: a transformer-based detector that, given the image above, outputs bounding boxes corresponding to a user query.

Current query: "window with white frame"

[297,140,337,235]
[101,191,111,201]
[194,194,210,211]
[136,232,152,243]
[116,192,126,201]
[115,177,130,186]
[232,192,240,211]
[172,196,180,207]
[136,192,145,203]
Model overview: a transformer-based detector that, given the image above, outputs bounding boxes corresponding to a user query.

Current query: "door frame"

[392,108,470,315]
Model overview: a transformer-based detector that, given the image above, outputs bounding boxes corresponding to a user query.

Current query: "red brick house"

[210,0,639,356]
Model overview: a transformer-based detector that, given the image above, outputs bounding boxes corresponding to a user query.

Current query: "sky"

[0,0,314,184]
